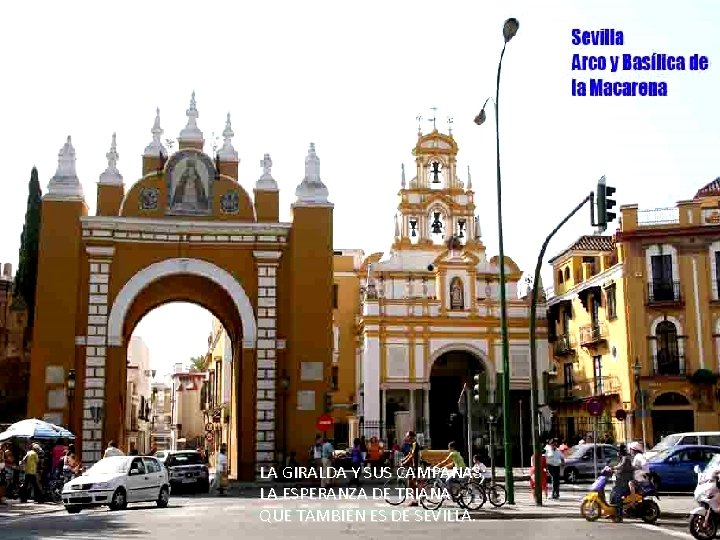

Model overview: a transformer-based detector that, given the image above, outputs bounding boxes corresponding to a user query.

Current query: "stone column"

[253,250,282,476]
[81,246,114,465]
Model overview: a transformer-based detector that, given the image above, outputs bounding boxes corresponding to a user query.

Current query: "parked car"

[164,450,210,493]
[645,432,720,460]
[648,445,720,490]
[154,450,168,463]
[62,455,169,513]
[561,443,619,483]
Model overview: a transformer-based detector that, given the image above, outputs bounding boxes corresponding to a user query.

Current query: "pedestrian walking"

[103,441,125,458]
[349,438,363,487]
[20,443,43,503]
[320,437,334,488]
[545,438,564,499]
[215,444,228,496]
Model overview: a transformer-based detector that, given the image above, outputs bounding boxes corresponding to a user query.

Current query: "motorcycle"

[580,467,660,524]
[689,464,720,539]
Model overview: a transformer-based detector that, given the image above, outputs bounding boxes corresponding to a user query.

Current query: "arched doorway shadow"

[429,350,485,455]
[650,391,694,445]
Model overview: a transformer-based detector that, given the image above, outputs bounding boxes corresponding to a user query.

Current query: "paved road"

[2,492,701,540]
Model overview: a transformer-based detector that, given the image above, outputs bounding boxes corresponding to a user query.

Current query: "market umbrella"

[0,418,75,441]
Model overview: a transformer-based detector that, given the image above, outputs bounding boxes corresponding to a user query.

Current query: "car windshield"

[87,457,130,475]
[649,448,674,463]
[167,453,202,466]
[650,435,682,452]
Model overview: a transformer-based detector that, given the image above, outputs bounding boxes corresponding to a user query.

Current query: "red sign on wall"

[316,413,333,431]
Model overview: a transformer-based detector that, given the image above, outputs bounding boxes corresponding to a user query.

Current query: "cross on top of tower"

[429,107,438,131]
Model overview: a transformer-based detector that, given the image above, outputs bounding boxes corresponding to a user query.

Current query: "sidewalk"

[0,500,64,519]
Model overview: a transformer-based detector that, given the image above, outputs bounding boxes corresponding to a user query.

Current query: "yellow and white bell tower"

[394,125,481,250]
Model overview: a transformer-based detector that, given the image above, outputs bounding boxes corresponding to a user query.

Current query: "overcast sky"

[1,1,718,378]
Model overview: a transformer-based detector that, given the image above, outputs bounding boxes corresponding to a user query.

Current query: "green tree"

[14,166,42,341]
[189,355,208,372]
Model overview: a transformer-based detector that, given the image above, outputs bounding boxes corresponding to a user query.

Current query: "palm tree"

[189,355,207,372]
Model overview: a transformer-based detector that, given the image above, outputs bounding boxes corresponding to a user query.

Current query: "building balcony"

[647,280,682,304]
[579,322,608,346]
[553,334,577,357]
[548,375,621,403]
[650,353,686,376]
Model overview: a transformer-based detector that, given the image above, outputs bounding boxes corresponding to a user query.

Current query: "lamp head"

[503,18,519,43]
[473,108,487,126]
[67,369,76,389]
[633,358,641,376]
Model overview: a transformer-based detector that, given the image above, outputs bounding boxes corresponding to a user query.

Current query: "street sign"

[205,423,213,432]
[206,432,214,442]
[586,397,604,417]
[316,413,334,432]
[615,409,627,421]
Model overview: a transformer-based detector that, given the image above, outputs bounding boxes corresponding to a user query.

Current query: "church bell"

[431,212,443,234]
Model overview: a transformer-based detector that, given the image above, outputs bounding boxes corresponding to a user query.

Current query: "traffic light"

[596,176,617,231]
[324,392,332,413]
[473,373,482,401]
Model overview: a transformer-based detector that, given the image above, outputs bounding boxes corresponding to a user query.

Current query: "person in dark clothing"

[349,438,363,487]
[400,431,420,507]
[610,444,634,522]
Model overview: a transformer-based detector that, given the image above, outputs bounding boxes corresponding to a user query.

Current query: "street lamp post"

[281,373,291,465]
[66,369,76,433]
[474,16,519,505]
[633,358,647,450]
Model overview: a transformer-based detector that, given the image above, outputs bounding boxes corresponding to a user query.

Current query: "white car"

[62,455,170,513]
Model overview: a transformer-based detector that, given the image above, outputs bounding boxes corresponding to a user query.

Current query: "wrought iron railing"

[647,280,682,303]
[650,353,686,376]
[548,375,621,402]
[554,333,576,356]
[579,322,608,345]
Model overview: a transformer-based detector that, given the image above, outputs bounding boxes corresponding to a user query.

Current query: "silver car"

[561,443,619,483]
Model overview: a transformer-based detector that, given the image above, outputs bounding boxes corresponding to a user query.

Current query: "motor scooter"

[580,467,660,524]
[689,464,720,540]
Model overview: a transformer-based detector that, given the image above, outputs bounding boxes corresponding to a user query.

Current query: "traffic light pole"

[529,191,594,505]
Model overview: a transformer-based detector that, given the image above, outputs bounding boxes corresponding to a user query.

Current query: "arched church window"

[557,270,564,284]
[656,320,680,375]
[564,267,570,281]
[450,277,464,310]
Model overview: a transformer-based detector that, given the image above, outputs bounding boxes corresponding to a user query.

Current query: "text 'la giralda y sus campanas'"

[570,29,711,97]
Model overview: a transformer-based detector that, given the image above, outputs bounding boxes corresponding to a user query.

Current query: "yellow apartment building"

[546,235,632,447]
[617,178,720,445]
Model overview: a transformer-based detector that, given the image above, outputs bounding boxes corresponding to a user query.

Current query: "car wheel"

[157,486,170,508]
[564,467,579,484]
[109,488,128,511]
[66,506,82,514]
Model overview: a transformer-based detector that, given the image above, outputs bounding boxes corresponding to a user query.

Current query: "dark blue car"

[648,445,720,490]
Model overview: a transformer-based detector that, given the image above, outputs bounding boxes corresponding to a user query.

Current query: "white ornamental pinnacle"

[217,112,239,161]
[294,142,330,205]
[256,153,278,191]
[46,136,85,200]
[143,108,167,157]
[178,91,203,142]
[467,165,472,189]
[401,164,406,188]
[99,133,123,185]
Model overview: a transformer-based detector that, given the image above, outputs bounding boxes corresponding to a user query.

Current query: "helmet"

[628,441,643,453]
